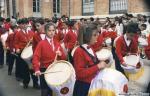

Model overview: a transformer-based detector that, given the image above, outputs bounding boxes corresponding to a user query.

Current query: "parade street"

[0,64,40,96]
[0,59,149,96]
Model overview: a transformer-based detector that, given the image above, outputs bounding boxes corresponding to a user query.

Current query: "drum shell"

[44,60,76,96]
[21,45,33,68]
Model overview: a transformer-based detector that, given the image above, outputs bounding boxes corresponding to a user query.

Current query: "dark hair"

[141,24,147,29]
[126,22,138,33]
[35,18,45,25]
[83,24,98,44]
[44,22,56,33]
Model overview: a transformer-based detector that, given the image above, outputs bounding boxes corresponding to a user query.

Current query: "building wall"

[2,0,150,18]
[41,0,52,18]
[128,0,149,13]
[94,0,109,15]
[70,0,82,16]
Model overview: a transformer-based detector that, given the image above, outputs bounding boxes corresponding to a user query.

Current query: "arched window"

[82,0,94,16]
[109,0,127,14]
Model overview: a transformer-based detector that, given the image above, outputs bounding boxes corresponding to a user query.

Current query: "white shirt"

[40,34,46,40]
[46,36,54,51]
[82,44,95,56]
[124,34,131,46]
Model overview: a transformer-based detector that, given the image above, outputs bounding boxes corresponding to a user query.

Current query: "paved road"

[0,64,40,96]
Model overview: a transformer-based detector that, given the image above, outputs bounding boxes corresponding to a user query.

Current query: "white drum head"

[123,55,139,69]
[21,45,33,59]
[45,60,73,86]
[96,49,112,60]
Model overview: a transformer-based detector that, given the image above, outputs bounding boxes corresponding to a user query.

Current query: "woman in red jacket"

[32,23,66,96]
[73,24,108,96]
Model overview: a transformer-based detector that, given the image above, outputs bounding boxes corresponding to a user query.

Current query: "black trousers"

[15,54,30,85]
[40,68,52,96]
[0,42,4,66]
[73,80,90,96]
[7,51,16,73]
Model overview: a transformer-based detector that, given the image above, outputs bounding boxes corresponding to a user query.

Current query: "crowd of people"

[0,13,150,96]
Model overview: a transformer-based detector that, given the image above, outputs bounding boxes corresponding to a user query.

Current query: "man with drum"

[73,24,109,96]
[32,23,66,96]
[115,22,139,76]
[14,18,34,88]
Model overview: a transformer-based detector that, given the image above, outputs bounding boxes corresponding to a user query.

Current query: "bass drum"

[88,68,128,96]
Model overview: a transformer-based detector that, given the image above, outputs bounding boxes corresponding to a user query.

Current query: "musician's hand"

[97,61,107,70]
[56,50,62,56]
[34,71,41,76]
[122,62,127,67]
[16,49,21,54]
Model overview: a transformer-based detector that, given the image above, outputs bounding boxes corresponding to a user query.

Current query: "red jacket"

[73,45,99,84]
[14,30,34,50]
[6,32,16,52]
[32,32,45,52]
[54,29,64,42]
[32,39,67,72]
[63,29,78,51]
[145,34,150,59]
[115,35,138,64]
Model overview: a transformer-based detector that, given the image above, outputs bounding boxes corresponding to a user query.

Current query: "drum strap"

[80,46,100,67]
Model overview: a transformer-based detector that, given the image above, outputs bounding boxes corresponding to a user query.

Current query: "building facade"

[1,0,150,19]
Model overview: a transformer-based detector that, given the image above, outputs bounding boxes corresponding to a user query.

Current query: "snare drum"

[21,45,33,68]
[88,68,128,96]
[44,60,76,96]
[121,55,144,80]
[96,48,114,65]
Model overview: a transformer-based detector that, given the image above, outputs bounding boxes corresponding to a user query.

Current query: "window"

[6,0,10,17]
[33,0,40,12]
[109,0,127,14]
[53,0,60,14]
[12,0,16,17]
[82,0,94,16]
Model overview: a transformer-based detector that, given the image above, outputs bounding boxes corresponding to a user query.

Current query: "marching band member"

[32,23,66,96]
[115,22,139,75]
[14,18,34,88]
[31,18,46,89]
[73,24,108,96]
[63,21,78,62]
[5,25,18,75]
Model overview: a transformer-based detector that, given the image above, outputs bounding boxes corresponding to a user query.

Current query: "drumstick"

[54,47,60,62]
[33,71,63,75]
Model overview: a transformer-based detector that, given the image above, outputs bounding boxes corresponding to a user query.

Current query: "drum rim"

[44,60,75,86]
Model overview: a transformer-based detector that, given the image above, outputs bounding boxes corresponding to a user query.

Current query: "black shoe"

[8,72,12,75]
[23,84,28,89]
[33,84,40,89]
[16,77,22,81]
